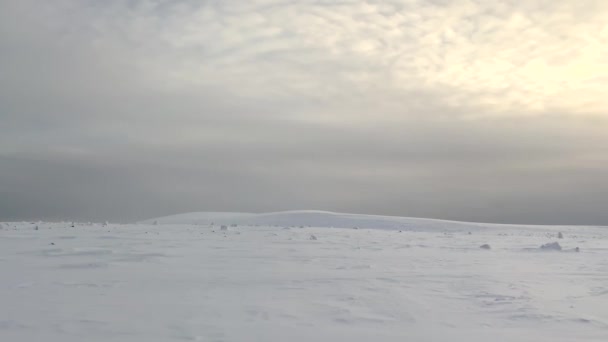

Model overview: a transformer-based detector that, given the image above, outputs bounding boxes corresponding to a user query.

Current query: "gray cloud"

[1,0,608,224]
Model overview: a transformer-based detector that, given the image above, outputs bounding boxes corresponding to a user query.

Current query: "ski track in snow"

[1,213,608,342]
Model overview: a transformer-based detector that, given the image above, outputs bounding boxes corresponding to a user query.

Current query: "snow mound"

[540,242,562,251]
[142,210,501,232]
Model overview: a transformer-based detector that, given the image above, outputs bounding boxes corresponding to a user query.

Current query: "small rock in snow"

[480,244,491,250]
[309,234,317,241]
[540,242,562,251]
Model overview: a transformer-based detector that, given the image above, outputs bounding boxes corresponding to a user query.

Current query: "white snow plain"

[1,211,607,342]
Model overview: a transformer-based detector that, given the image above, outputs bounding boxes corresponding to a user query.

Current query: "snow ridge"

[141,210,483,231]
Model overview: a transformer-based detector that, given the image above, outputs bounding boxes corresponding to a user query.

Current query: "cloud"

[1,0,607,223]
[73,0,606,116]
[6,0,607,116]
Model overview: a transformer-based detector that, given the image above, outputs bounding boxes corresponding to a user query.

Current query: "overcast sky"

[1,0,607,224]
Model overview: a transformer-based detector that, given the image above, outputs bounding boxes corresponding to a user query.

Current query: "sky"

[1,0,607,224]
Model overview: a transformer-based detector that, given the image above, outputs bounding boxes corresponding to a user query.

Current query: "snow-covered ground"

[1,211,607,341]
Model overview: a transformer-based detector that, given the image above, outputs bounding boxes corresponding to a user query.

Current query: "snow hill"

[143,210,503,231]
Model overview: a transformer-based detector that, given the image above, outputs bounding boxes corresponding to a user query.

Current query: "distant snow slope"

[142,210,527,231]
[2,218,607,341]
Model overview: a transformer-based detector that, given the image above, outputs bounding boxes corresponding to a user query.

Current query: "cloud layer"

[1,0,607,224]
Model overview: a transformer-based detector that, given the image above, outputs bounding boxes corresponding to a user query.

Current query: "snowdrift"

[141,210,550,232]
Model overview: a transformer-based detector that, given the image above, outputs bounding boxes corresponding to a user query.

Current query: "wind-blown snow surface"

[1,211,608,341]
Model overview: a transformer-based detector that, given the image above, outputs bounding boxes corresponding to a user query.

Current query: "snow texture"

[1,211,607,342]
